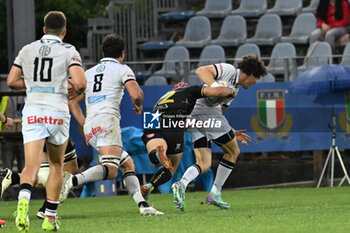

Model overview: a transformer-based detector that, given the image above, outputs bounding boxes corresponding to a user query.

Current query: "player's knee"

[148,149,161,167]
[104,164,118,179]
[120,159,135,173]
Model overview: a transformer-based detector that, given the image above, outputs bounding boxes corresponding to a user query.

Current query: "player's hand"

[229,88,237,99]
[235,129,252,146]
[4,117,14,128]
[133,105,143,115]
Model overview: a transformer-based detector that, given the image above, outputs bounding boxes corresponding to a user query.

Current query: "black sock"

[150,167,172,188]
[72,176,78,186]
[20,183,33,192]
[39,191,47,212]
[11,171,20,185]
[138,201,149,208]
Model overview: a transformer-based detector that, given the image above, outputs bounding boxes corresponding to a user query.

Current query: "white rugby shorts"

[188,114,232,142]
[84,114,122,148]
[22,107,70,145]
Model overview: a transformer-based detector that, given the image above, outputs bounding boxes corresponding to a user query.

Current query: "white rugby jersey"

[191,63,240,115]
[84,58,136,120]
[14,34,82,112]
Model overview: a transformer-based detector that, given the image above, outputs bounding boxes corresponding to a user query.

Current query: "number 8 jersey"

[84,58,136,120]
[13,35,82,112]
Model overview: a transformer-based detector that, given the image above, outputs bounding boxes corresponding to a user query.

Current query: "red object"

[173,82,189,90]
[0,219,6,227]
[317,0,349,28]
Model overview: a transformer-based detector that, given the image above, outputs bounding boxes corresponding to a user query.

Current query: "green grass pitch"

[1,187,350,233]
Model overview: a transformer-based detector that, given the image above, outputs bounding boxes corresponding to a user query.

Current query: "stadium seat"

[144,76,168,86]
[175,16,211,48]
[302,0,319,14]
[154,46,190,79]
[246,14,282,46]
[281,13,317,44]
[267,0,302,16]
[138,40,174,51]
[340,43,350,66]
[161,10,195,21]
[135,70,153,80]
[210,15,246,47]
[231,0,267,18]
[267,43,297,75]
[196,0,232,18]
[234,43,261,66]
[298,42,332,73]
[190,45,226,74]
[257,73,275,83]
[197,45,226,67]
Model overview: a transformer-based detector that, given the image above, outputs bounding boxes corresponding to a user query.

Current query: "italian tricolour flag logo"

[257,90,285,129]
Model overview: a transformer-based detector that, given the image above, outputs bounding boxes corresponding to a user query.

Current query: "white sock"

[123,172,145,206]
[75,165,106,185]
[180,164,201,189]
[18,189,31,201]
[211,159,234,195]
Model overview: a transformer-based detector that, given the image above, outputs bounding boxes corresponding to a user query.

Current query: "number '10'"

[33,57,53,82]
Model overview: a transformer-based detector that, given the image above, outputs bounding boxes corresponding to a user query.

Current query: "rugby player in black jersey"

[140,82,236,201]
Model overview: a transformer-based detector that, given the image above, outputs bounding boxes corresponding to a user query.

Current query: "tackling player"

[141,82,237,202]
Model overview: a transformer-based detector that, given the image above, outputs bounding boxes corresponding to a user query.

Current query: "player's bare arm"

[125,80,143,115]
[7,66,25,89]
[69,66,87,95]
[203,86,236,98]
[195,65,217,86]
[68,93,86,127]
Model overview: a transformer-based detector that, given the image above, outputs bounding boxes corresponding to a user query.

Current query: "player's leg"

[16,139,45,232]
[120,154,164,216]
[140,137,170,200]
[207,129,239,209]
[178,137,212,190]
[42,140,67,231]
[60,146,122,202]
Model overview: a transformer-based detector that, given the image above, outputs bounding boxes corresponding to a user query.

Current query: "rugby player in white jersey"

[172,55,267,211]
[60,34,164,216]
[7,11,87,231]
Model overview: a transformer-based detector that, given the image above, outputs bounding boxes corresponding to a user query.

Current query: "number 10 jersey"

[13,34,82,112]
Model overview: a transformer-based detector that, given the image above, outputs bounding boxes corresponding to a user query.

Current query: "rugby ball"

[206,81,230,106]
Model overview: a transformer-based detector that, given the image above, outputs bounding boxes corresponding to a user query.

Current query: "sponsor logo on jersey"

[27,116,64,125]
[251,90,292,143]
[85,126,102,142]
[39,45,51,56]
[73,57,82,63]
[339,94,350,140]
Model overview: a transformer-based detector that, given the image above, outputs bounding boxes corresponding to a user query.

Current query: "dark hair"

[237,55,267,79]
[44,11,66,35]
[101,34,125,58]
[316,0,344,21]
